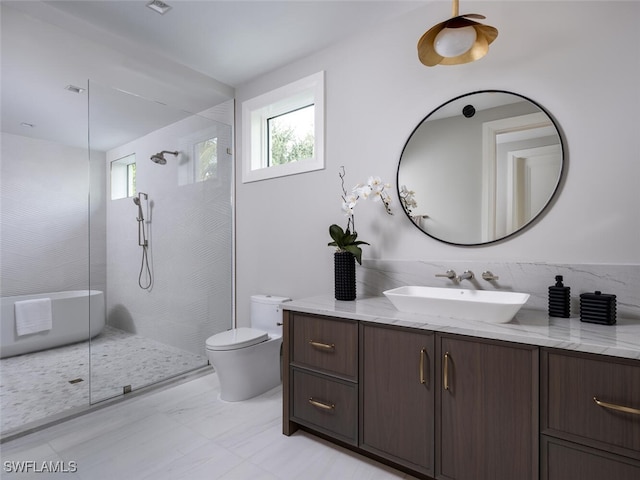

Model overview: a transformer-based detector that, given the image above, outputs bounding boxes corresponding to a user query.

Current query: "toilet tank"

[251,294,291,334]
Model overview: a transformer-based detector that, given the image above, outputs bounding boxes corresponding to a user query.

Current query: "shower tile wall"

[103,100,233,359]
[0,132,107,297]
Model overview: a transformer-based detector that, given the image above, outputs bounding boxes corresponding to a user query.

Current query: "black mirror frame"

[396,90,566,247]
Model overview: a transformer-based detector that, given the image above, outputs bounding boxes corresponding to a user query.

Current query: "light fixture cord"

[452,0,459,17]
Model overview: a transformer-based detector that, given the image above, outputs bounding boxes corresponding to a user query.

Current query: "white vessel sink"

[383,286,530,324]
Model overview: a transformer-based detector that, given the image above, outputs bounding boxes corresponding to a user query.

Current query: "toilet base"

[207,335,282,402]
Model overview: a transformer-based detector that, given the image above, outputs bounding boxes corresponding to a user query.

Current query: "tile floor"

[1,373,418,479]
[1,326,207,434]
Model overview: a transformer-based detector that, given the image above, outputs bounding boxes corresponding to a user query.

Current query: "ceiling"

[1,0,428,151]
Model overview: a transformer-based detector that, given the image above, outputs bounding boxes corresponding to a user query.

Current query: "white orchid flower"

[334,168,393,244]
[353,183,372,199]
[341,194,358,217]
[368,176,382,188]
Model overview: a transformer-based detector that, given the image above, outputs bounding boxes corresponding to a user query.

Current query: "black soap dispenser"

[548,275,570,318]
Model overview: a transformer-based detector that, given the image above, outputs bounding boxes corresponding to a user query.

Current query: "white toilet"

[205,294,291,402]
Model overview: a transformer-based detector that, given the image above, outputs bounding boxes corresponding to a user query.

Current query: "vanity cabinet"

[540,349,640,480]
[283,311,539,480]
[360,324,435,477]
[284,311,358,445]
[436,334,539,480]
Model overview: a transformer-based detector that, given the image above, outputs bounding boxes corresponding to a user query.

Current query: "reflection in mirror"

[397,90,563,245]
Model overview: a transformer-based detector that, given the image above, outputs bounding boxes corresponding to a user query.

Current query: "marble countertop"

[284,295,640,361]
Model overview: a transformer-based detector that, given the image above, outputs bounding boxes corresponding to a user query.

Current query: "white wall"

[234,1,640,324]
[0,133,106,297]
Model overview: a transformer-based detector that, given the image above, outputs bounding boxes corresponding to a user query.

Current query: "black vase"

[334,251,356,301]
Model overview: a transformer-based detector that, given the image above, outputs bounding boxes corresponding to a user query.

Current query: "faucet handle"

[481,271,499,281]
[435,270,457,279]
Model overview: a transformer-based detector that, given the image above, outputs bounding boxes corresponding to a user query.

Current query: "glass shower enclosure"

[0,80,233,437]
[88,81,233,404]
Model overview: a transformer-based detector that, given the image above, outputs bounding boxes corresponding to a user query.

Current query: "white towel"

[15,298,52,336]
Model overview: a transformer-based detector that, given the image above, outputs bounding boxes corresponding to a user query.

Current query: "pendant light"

[418,0,498,67]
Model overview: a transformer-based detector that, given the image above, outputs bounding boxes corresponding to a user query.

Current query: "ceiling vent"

[146,0,172,15]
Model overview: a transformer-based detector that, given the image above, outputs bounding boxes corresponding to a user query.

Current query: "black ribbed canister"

[580,291,617,325]
[334,251,356,301]
[548,275,570,318]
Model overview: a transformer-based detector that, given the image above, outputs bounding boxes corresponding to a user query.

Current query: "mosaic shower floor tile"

[0,326,207,435]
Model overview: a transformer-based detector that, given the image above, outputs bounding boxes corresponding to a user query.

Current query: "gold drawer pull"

[309,340,335,351]
[593,396,640,415]
[442,352,449,390]
[420,348,428,385]
[443,352,451,391]
[308,398,335,411]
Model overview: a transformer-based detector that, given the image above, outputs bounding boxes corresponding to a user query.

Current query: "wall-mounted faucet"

[481,271,499,281]
[435,270,457,280]
[456,270,474,281]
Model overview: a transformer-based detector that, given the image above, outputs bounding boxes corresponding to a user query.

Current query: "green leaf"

[329,224,346,247]
[343,245,363,265]
[328,223,368,263]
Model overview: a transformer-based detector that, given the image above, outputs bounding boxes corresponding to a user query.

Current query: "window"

[177,126,224,186]
[111,154,136,200]
[195,137,218,181]
[242,71,324,183]
[267,104,314,167]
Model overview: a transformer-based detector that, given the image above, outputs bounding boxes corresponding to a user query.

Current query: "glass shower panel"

[88,81,233,404]
[0,83,91,435]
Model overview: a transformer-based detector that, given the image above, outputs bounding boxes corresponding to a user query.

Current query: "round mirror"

[397,90,564,245]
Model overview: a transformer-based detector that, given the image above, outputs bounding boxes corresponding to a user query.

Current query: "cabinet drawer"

[542,437,640,480]
[292,313,357,379]
[291,369,357,443]
[543,350,640,455]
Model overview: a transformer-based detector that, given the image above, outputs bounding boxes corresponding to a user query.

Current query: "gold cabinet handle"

[420,348,428,385]
[308,398,335,411]
[593,396,640,415]
[309,340,335,351]
[443,352,450,391]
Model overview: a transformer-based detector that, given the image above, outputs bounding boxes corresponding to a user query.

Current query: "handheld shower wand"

[133,193,148,244]
[133,196,144,222]
[133,193,152,290]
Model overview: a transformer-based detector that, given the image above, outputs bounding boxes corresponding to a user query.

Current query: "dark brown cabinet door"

[436,334,538,480]
[360,324,435,477]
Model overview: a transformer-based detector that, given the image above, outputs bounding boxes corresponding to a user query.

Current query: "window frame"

[177,125,223,187]
[241,71,325,183]
[110,153,136,200]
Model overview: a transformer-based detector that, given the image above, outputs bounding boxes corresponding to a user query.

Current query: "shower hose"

[138,244,152,290]
[137,215,152,290]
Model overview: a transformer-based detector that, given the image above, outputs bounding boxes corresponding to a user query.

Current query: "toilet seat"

[206,327,268,351]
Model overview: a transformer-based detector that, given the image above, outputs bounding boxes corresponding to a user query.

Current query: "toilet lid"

[205,327,268,351]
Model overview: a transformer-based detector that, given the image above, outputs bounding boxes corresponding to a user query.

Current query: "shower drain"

[68,378,84,384]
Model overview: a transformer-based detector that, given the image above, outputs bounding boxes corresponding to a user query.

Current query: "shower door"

[88,81,233,403]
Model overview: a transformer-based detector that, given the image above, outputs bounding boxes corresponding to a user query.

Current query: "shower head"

[133,196,141,206]
[150,153,166,165]
[150,150,178,165]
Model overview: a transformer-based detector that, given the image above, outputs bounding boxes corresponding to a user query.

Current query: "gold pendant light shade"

[418,0,498,67]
